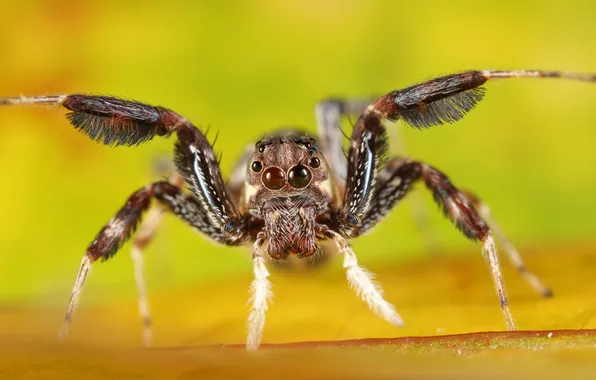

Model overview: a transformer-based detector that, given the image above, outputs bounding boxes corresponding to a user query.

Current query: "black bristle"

[66,112,161,146]
[400,87,486,129]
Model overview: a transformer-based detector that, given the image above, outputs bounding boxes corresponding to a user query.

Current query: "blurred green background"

[0,0,594,307]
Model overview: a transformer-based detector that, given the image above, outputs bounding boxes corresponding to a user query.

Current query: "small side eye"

[251,161,263,172]
[258,145,265,153]
[308,157,320,169]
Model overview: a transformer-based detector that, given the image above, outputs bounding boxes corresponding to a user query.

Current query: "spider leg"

[60,181,248,344]
[320,227,403,327]
[128,172,185,347]
[315,98,373,189]
[0,94,190,146]
[364,69,593,129]
[316,98,440,251]
[463,190,553,298]
[226,144,253,211]
[247,232,272,351]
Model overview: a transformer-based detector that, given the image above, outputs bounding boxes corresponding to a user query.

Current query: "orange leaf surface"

[1,244,595,379]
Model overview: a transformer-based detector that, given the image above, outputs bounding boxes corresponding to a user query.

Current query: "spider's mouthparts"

[263,205,318,259]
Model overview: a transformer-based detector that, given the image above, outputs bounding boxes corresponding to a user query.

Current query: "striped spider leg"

[316,97,441,252]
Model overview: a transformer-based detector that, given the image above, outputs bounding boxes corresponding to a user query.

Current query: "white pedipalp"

[326,230,404,328]
[343,248,404,327]
[246,237,272,351]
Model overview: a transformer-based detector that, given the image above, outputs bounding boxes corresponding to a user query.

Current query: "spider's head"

[245,132,333,204]
[244,131,334,259]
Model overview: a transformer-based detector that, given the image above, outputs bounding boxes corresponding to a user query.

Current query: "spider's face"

[244,132,334,259]
[244,133,332,203]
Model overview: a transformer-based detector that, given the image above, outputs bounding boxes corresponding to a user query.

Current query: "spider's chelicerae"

[2,69,594,350]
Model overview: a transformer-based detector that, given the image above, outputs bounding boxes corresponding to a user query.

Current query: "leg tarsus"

[130,244,153,347]
[482,233,516,331]
[471,197,553,298]
[59,255,92,341]
[127,172,184,348]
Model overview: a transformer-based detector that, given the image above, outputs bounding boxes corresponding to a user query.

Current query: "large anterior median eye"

[288,165,312,188]
[262,167,286,190]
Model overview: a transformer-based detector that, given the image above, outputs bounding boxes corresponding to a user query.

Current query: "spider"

[1,69,593,351]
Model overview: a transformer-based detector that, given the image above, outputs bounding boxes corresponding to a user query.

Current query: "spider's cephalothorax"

[244,133,333,259]
[1,69,593,351]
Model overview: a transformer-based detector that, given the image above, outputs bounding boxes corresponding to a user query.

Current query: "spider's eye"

[251,161,263,173]
[288,165,312,189]
[262,167,285,190]
[258,145,265,153]
[308,157,320,169]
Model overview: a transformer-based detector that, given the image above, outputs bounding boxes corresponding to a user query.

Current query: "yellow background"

[0,0,594,320]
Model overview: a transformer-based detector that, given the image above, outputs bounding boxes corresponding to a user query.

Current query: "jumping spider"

[2,69,594,351]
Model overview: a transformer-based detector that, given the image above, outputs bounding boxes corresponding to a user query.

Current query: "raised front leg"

[368,70,594,128]
[0,94,188,145]
[1,93,247,240]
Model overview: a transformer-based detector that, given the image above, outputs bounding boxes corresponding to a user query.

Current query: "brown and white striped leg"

[464,191,553,298]
[409,163,517,329]
[481,233,515,330]
[59,181,236,344]
[316,98,439,250]
[344,158,525,330]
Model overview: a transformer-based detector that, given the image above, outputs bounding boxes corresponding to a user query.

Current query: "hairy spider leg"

[129,172,185,346]
[59,255,92,340]
[346,157,553,329]
[316,97,440,252]
[59,179,242,343]
[464,191,553,298]
[315,98,373,189]
[366,70,594,129]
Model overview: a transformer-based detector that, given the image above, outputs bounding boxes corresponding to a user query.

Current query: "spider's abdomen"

[262,199,318,259]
